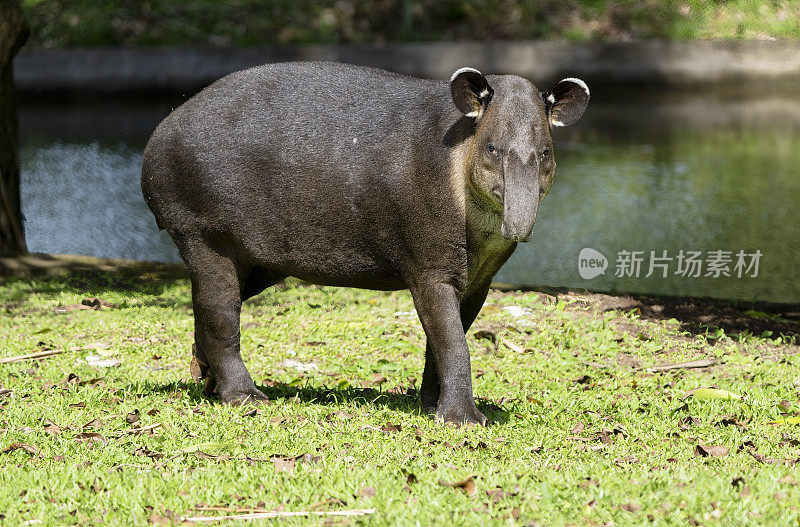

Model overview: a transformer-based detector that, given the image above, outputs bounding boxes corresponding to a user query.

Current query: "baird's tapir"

[141,61,589,425]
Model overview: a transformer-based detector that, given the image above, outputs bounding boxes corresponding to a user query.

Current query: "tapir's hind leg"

[191,267,285,396]
[184,244,268,405]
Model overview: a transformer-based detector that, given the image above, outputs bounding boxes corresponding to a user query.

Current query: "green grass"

[21,0,800,48]
[2,269,800,525]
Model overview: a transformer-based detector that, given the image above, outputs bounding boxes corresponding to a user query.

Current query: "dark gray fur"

[142,61,588,425]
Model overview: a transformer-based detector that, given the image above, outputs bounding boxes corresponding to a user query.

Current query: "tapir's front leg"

[419,281,492,414]
[411,280,487,425]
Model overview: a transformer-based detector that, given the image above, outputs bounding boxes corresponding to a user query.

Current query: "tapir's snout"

[500,151,538,243]
[500,223,533,243]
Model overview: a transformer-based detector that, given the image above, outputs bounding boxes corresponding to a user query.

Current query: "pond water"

[19,93,800,303]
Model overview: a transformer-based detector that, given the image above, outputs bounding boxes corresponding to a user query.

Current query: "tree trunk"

[0,0,28,253]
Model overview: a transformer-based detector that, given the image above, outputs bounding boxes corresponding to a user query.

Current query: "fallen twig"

[647,359,717,372]
[193,507,273,513]
[746,447,798,465]
[113,423,162,437]
[182,509,376,522]
[0,349,66,364]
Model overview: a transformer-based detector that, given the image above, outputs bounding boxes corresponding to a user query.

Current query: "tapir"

[141,61,589,425]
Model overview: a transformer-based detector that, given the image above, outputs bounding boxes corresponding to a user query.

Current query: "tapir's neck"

[464,202,515,286]
[464,184,516,285]
[445,130,516,284]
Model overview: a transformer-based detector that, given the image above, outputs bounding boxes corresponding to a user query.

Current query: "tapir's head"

[450,68,590,242]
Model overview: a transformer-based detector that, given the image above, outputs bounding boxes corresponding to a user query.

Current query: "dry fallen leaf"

[695,444,729,458]
[499,336,526,353]
[381,422,402,433]
[573,374,592,385]
[270,453,320,473]
[126,411,141,425]
[195,451,231,461]
[438,475,477,497]
[740,485,752,497]
[597,431,614,445]
[486,488,510,503]
[357,487,376,498]
[148,512,171,526]
[75,432,106,445]
[1,442,40,456]
[401,469,417,486]
[43,420,63,435]
[473,329,498,350]
[133,446,164,460]
[83,418,103,431]
[716,416,751,429]
[82,297,112,310]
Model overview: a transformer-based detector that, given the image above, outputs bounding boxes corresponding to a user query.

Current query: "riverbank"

[15,40,800,100]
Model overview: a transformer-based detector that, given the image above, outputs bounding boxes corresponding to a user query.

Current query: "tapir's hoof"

[435,403,488,426]
[219,386,270,406]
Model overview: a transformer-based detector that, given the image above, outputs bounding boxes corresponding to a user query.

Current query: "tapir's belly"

[222,168,408,290]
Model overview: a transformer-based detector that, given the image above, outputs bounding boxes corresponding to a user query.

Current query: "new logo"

[578,248,608,279]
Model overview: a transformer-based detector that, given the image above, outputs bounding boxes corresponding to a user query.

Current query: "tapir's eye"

[486,144,498,157]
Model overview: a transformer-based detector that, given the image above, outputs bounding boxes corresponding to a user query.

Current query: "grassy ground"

[2,263,800,526]
[21,0,800,48]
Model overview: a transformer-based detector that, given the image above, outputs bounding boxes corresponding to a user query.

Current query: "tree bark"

[0,0,28,253]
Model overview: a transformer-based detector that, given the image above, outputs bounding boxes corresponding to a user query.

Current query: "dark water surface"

[19,94,800,303]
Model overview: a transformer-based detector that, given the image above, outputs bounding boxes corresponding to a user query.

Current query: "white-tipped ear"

[450,67,493,119]
[560,77,590,97]
[542,77,590,127]
[450,67,482,82]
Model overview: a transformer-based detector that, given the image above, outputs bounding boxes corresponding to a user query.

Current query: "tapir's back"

[142,62,462,287]
[174,62,444,175]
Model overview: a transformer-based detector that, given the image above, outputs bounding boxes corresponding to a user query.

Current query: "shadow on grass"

[620,295,800,343]
[525,285,800,342]
[0,253,188,304]
[132,378,511,425]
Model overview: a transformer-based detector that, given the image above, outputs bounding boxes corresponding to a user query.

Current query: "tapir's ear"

[542,78,590,127]
[450,67,493,119]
